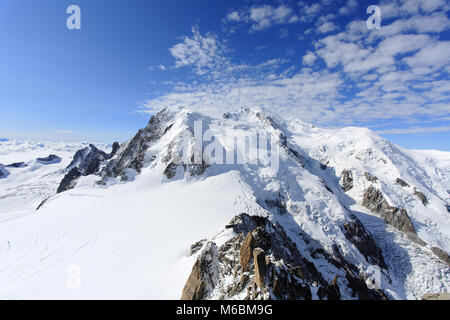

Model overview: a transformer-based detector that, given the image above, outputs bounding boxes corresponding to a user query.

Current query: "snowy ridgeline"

[0,107,449,300]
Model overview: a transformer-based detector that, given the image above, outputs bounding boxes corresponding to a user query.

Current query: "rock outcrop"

[162,134,209,180]
[343,214,387,268]
[182,213,387,300]
[341,170,353,191]
[101,108,173,181]
[57,168,82,193]
[109,141,120,159]
[362,186,416,236]
[364,172,378,183]
[181,242,219,300]
[67,144,109,176]
[6,162,27,168]
[395,178,410,187]
[57,144,112,193]
[413,188,428,206]
[431,247,450,267]
[0,164,9,178]
[36,154,61,164]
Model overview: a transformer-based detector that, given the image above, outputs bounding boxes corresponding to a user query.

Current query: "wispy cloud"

[376,126,450,134]
[225,4,300,32]
[144,0,450,130]
[169,25,228,76]
[338,0,359,16]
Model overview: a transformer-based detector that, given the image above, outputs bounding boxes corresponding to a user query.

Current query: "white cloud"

[302,51,317,66]
[144,2,450,130]
[298,2,322,22]
[143,69,343,122]
[376,126,450,134]
[404,41,450,73]
[226,11,242,22]
[169,26,228,76]
[380,0,448,18]
[338,0,358,15]
[226,4,300,32]
[317,22,338,34]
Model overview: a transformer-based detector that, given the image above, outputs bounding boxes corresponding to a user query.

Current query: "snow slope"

[0,108,448,299]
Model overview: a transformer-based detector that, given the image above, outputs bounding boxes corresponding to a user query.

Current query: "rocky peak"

[100,108,174,181]
[66,144,108,176]
[182,213,387,300]
[57,143,119,193]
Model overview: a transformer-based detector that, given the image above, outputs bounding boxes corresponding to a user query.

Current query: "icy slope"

[0,107,449,300]
[284,120,450,252]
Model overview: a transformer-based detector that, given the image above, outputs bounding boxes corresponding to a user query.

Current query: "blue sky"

[0,0,449,150]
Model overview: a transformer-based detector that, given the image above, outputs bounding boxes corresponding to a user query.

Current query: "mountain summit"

[0,107,449,299]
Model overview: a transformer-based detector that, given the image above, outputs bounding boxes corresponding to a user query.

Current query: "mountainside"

[0,107,449,299]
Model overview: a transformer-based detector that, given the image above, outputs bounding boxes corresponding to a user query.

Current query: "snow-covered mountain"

[0,107,448,300]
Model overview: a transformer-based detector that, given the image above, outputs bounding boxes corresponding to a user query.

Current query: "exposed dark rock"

[396,178,410,187]
[163,138,209,180]
[0,165,9,179]
[36,196,51,211]
[182,213,385,300]
[190,240,207,255]
[364,172,378,182]
[223,112,231,119]
[253,248,266,288]
[320,162,328,170]
[240,232,257,272]
[287,148,304,166]
[67,144,108,176]
[340,170,353,191]
[57,144,111,193]
[343,214,387,269]
[108,142,120,159]
[163,162,178,179]
[362,186,416,236]
[345,273,388,300]
[185,155,208,177]
[181,242,219,300]
[317,276,341,300]
[407,234,427,247]
[320,179,333,194]
[36,154,61,164]
[57,168,82,193]
[413,188,428,206]
[101,108,172,181]
[6,162,27,168]
[431,247,450,267]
